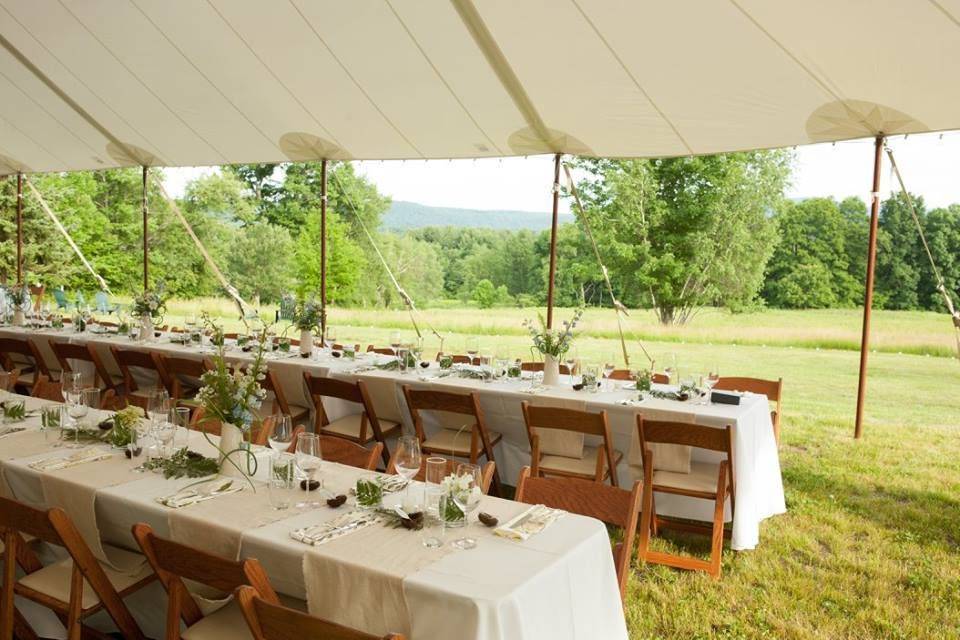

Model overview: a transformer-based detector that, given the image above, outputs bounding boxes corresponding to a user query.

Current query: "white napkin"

[29,447,112,471]
[157,479,243,508]
[290,510,380,546]
[494,504,564,541]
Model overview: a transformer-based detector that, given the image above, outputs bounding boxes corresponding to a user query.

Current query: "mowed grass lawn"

[166,301,960,639]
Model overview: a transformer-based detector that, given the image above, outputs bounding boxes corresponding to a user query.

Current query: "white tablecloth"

[1,325,786,550]
[0,395,628,640]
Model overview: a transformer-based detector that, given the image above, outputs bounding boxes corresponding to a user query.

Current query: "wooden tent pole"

[546,152,561,329]
[141,166,149,292]
[854,135,884,439]
[320,159,328,340]
[15,172,23,284]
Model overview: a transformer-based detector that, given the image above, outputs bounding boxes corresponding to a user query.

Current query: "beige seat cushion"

[653,461,723,494]
[322,413,399,441]
[423,426,502,456]
[650,443,692,473]
[535,427,585,459]
[182,599,251,640]
[540,446,622,477]
[17,545,152,610]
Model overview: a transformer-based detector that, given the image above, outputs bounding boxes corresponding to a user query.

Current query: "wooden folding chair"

[157,354,211,403]
[132,524,279,640]
[713,376,783,444]
[303,373,399,467]
[236,586,404,640]
[0,496,154,640]
[30,375,64,403]
[317,435,382,471]
[0,337,50,394]
[521,402,621,487]
[386,453,496,495]
[51,342,119,393]
[365,346,396,356]
[520,361,574,375]
[401,386,502,496]
[514,467,643,601]
[636,416,735,579]
[259,370,310,428]
[109,346,170,406]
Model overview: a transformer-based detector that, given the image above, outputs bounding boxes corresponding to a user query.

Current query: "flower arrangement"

[7,285,28,310]
[132,283,167,322]
[292,297,323,332]
[522,308,583,358]
[439,473,482,523]
[635,369,653,392]
[104,405,143,448]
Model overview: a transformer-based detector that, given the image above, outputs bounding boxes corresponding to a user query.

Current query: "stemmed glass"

[564,351,578,378]
[450,463,483,550]
[325,326,337,350]
[389,331,401,353]
[268,414,293,453]
[295,432,322,507]
[154,415,176,459]
[603,355,616,391]
[64,386,87,448]
[465,337,479,364]
[703,367,720,404]
[394,435,422,511]
[147,389,170,428]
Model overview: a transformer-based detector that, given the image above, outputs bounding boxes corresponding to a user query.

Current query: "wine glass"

[154,416,176,459]
[65,389,89,448]
[394,435,422,511]
[703,369,720,404]
[465,337,479,363]
[64,371,83,395]
[268,414,293,453]
[564,351,578,377]
[147,389,170,428]
[603,355,616,391]
[450,463,483,550]
[389,330,401,352]
[664,353,678,386]
[325,326,337,349]
[295,432,322,507]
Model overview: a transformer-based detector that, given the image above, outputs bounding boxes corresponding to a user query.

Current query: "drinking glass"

[394,435,422,511]
[295,432,322,507]
[424,457,446,515]
[603,355,617,391]
[40,405,66,446]
[564,350,578,377]
[126,427,142,459]
[325,326,337,349]
[269,453,296,510]
[664,353,678,386]
[450,463,483,550]
[465,337,479,361]
[581,365,600,393]
[147,388,170,428]
[702,372,719,404]
[64,371,83,395]
[170,406,190,450]
[154,417,176,459]
[423,494,450,549]
[389,330,401,351]
[133,417,154,472]
[65,391,88,448]
[268,414,293,453]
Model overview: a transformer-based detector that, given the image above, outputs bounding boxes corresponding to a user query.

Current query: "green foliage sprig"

[1,401,28,422]
[142,447,219,479]
[292,297,323,332]
[374,352,418,370]
[523,308,583,358]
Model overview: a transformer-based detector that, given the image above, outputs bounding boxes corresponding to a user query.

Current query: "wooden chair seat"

[181,599,250,640]
[653,461,729,496]
[539,447,623,479]
[421,427,503,458]
[321,413,401,442]
[16,544,153,610]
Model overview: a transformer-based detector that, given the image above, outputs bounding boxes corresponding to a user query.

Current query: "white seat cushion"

[322,413,399,440]
[540,446,622,477]
[182,599,251,640]
[423,427,501,455]
[17,545,152,610]
[653,461,723,494]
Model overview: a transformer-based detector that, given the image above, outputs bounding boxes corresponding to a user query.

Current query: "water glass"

[269,453,296,510]
[295,432,323,507]
[424,457,447,515]
[41,405,67,446]
[170,406,191,449]
[422,495,449,549]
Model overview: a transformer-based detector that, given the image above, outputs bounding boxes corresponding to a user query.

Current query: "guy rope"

[884,145,960,360]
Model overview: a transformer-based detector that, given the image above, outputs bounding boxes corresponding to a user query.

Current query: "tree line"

[1,154,957,324]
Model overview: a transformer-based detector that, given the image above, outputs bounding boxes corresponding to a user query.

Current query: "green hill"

[382,200,574,231]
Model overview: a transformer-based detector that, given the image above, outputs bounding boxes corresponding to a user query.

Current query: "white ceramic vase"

[218,423,249,479]
[300,329,313,356]
[12,308,25,327]
[542,353,561,387]
[138,314,153,342]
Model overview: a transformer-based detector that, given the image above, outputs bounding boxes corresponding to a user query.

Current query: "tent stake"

[320,159,328,340]
[15,172,23,285]
[854,135,884,439]
[546,152,561,328]
[141,165,149,292]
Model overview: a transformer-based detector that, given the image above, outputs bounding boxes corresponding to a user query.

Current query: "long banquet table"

[0,394,628,639]
[0,324,786,550]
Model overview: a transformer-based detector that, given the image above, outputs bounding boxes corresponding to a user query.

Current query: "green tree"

[875,192,924,310]
[226,223,294,303]
[293,209,365,303]
[919,205,960,311]
[473,278,497,308]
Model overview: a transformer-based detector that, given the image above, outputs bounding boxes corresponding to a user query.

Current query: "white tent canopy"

[1,0,959,174]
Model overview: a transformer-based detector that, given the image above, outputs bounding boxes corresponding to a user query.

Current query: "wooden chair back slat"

[366,346,397,356]
[386,453,496,495]
[521,404,608,436]
[712,376,781,401]
[303,374,364,404]
[236,586,404,640]
[52,342,115,391]
[513,468,641,600]
[0,496,62,545]
[319,435,381,470]
[520,361,573,375]
[639,418,732,453]
[402,387,474,416]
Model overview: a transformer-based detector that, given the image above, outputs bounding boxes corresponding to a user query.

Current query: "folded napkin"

[0,426,26,438]
[157,479,242,508]
[29,448,113,472]
[291,510,380,546]
[494,504,564,541]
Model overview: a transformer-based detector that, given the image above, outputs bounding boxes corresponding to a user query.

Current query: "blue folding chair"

[94,290,118,315]
[53,288,73,311]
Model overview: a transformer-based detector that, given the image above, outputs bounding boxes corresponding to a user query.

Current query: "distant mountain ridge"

[382,200,575,231]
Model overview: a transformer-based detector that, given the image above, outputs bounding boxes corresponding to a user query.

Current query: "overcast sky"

[162,130,960,214]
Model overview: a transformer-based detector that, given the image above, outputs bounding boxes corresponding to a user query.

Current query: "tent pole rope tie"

[25,178,112,294]
[883,146,960,360]
[150,174,254,324]
[563,164,656,368]
[327,165,442,343]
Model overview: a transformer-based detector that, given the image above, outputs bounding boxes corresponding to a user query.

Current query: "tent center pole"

[141,166,148,292]
[854,135,884,439]
[15,172,23,285]
[320,159,328,340]
[546,153,561,329]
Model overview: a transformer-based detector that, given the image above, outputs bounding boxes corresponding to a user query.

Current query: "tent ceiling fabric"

[0,0,958,175]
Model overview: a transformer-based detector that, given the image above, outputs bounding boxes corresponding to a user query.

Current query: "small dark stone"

[124,447,142,459]
[300,479,321,491]
[419,361,430,368]
[478,512,498,527]
[326,494,347,508]
[408,511,424,522]
[331,351,341,358]
[185,450,204,461]
[300,352,310,359]
[98,418,114,431]
[572,383,584,391]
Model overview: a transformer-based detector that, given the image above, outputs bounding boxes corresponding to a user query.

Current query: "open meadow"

[161,300,960,638]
